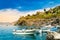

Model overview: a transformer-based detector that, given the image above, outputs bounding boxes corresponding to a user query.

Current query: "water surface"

[0,25,47,40]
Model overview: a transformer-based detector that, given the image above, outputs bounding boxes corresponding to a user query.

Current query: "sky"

[0,0,60,22]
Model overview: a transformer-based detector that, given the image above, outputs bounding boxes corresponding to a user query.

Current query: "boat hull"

[13,29,35,35]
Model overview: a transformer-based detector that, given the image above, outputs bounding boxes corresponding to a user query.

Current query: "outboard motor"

[34,30,40,36]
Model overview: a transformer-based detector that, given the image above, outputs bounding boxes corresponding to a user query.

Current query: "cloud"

[52,4,60,8]
[0,9,22,22]
[24,9,44,16]
[46,8,50,11]
[24,8,50,16]
[0,8,50,22]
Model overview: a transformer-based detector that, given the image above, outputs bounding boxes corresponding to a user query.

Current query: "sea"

[0,24,47,40]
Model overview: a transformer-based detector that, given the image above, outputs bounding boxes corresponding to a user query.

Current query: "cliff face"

[15,6,60,26]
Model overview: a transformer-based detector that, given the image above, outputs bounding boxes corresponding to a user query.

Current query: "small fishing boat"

[13,29,36,35]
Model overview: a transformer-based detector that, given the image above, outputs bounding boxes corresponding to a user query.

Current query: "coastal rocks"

[51,19,60,25]
[46,32,60,40]
[46,32,54,40]
[16,18,60,27]
[15,6,60,26]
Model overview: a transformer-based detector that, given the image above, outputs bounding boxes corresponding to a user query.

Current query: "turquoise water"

[0,25,47,40]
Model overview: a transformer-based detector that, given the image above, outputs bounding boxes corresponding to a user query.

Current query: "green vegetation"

[15,6,60,26]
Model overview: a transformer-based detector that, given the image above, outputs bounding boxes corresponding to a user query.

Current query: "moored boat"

[13,29,36,35]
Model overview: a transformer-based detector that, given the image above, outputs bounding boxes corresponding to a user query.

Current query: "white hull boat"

[13,29,35,35]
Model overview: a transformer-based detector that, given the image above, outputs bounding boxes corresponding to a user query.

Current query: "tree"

[44,9,48,14]
[27,14,30,16]
[44,9,46,12]
[36,11,40,15]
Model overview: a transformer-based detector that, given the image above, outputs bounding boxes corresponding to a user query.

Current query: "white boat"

[13,29,36,35]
